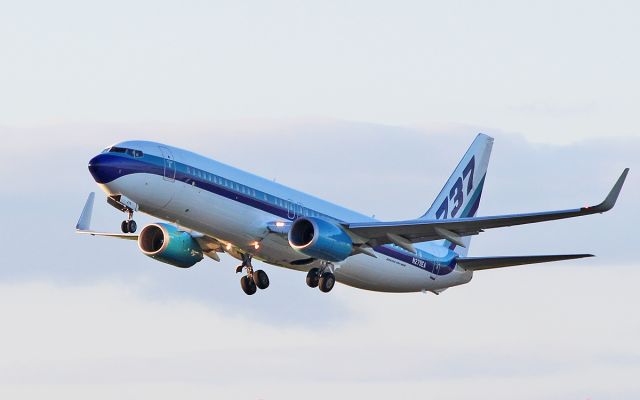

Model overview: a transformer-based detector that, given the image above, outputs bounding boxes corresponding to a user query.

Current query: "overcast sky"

[1,1,639,399]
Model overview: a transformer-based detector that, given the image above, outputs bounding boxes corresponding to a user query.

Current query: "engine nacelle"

[288,217,353,262]
[138,223,203,268]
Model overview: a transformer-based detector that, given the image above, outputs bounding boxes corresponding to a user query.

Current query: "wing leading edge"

[346,168,629,247]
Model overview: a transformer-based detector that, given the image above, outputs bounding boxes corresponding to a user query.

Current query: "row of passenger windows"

[185,165,323,218]
[102,147,144,158]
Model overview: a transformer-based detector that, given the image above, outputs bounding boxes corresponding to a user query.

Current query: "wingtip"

[593,168,629,213]
[76,192,96,231]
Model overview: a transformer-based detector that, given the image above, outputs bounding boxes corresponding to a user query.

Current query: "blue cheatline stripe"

[89,153,334,222]
[89,152,457,275]
[447,175,486,251]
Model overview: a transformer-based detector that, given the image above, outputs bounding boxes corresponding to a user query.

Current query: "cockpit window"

[107,147,144,157]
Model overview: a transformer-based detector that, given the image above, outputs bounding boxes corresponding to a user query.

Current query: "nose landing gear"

[236,254,270,295]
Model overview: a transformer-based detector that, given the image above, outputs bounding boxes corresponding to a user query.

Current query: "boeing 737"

[77,134,629,295]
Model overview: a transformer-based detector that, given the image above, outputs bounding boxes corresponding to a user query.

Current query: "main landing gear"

[120,210,137,234]
[306,264,336,293]
[236,254,269,296]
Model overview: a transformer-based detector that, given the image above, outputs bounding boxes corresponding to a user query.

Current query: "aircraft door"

[287,199,296,220]
[159,146,176,182]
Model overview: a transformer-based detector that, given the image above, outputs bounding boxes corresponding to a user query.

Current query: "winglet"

[591,168,629,213]
[76,192,95,231]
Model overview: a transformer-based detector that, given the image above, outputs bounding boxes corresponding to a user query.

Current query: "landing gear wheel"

[121,220,129,234]
[253,270,270,290]
[306,268,320,288]
[240,276,257,295]
[318,272,336,293]
[127,220,137,233]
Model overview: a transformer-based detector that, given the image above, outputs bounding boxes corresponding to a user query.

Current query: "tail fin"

[419,133,493,256]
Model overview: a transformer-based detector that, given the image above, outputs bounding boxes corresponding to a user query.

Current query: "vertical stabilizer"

[419,134,493,256]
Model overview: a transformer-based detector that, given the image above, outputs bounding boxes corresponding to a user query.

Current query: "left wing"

[347,168,629,248]
[75,192,138,240]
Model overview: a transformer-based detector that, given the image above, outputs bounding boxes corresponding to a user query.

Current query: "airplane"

[76,134,629,295]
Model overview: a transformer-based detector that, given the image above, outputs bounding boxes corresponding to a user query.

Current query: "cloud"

[0,274,638,399]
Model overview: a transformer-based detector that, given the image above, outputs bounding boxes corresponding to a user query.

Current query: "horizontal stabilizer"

[457,254,594,271]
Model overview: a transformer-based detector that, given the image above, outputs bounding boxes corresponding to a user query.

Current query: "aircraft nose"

[88,153,121,184]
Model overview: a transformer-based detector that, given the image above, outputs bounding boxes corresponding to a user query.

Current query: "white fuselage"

[94,140,473,293]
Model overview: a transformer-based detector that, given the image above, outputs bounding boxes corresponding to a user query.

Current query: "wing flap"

[457,254,594,271]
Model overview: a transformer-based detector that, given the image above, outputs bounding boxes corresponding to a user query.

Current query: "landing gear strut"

[236,254,269,295]
[306,263,336,293]
[120,210,137,234]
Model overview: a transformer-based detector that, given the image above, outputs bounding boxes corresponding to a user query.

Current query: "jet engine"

[138,223,204,268]
[288,217,353,262]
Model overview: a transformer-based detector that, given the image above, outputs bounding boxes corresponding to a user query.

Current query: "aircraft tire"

[318,272,336,293]
[127,220,137,233]
[253,270,270,290]
[241,276,257,295]
[306,268,320,288]
[121,220,129,233]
